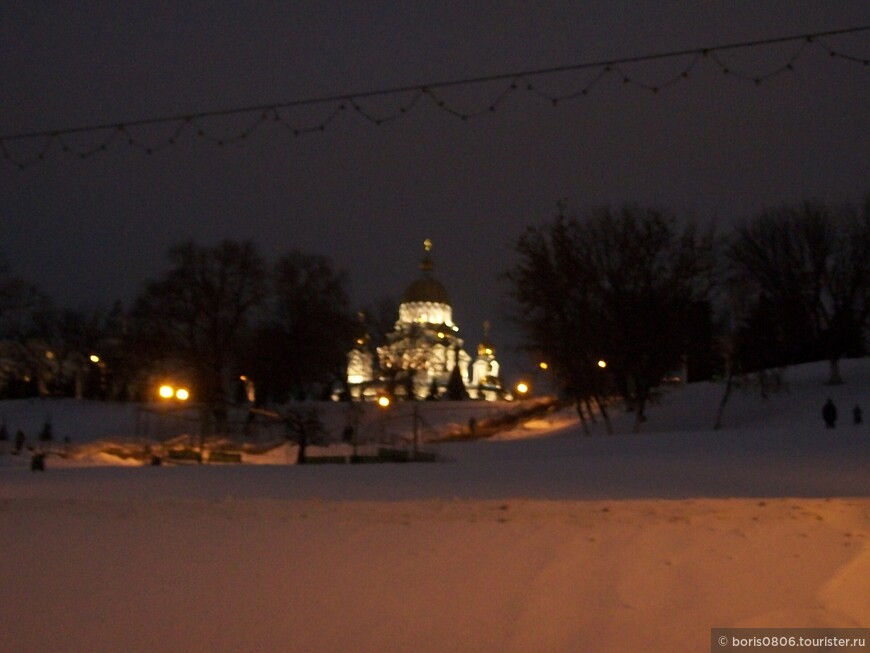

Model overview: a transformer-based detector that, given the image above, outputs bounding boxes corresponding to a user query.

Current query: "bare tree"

[582,207,716,428]
[507,205,716,431]
[133,240,267,430]
[728,201,870,384]
[506,214,612,432]
[359,297,399,350]
[246,250,355,403]
[0,259,49,339]
[0,259,57,397]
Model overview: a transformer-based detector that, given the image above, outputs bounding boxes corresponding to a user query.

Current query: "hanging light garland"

[1,25,867,169]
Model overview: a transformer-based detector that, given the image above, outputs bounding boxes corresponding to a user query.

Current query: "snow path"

[2,423,868,502]
[1,497,866,653]
[2,359,869,652]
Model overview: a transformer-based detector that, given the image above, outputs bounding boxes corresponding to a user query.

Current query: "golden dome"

[402,278,451,304]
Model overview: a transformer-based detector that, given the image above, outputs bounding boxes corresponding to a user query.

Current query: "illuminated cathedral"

[346,239,503,401]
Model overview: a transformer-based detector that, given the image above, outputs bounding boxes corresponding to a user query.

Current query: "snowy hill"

[3,358,867,499]
[0,359,868,652]
[2,355,868,447]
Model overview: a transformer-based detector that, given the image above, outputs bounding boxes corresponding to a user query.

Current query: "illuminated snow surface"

[1,359,868,652]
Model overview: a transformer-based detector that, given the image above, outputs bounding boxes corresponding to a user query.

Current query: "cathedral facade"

[346,240,503,401]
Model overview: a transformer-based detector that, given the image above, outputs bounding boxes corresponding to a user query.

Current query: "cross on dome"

[403,238,449,304]
[420,238,434,274]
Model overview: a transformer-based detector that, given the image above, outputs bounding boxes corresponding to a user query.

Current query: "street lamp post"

[515,381,530,399]
[346,401,362,462]
[156,382,195,460]
[412,404,420,460]
[376,393,421,460]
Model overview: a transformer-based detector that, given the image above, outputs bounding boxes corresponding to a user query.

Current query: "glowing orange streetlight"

[515,381,530,396]
[597,360,607,369]
[376,394,392,409]
[158,384,191,401]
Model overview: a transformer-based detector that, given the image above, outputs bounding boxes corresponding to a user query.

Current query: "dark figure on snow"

[14,429,25,454]
[853,405,863,425]
[30,452,46,472]
[822,398,837,429]
[342,424,354,443]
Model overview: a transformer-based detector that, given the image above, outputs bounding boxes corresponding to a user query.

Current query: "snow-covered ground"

[1,359,868,652]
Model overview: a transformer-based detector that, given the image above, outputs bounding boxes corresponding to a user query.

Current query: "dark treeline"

[1,197,868,433]
[505,198,870,431]
[0,241,357,414]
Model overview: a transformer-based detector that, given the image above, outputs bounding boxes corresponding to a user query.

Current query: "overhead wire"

[1,25,867,168]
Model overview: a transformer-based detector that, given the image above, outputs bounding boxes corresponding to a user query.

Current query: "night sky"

[2,2,868,374]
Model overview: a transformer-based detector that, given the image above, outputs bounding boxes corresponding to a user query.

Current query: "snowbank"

[0,359,868,652]
[0,497,866,653]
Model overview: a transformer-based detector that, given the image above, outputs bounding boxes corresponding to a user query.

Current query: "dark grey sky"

[2,2,869,374]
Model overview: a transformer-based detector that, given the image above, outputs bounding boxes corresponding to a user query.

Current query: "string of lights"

[2,25,867,168]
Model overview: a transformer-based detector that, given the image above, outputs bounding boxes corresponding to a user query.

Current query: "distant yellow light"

[376,395,391,408]
[515,381,529,395]
[239,375,248,381]
[538,361,549,370]
[437,332,445,339]
[597,360,607,369]
[485,348,492,355]
[158,385,174,399]
[175,388,190,401]
[89,354,100,363]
